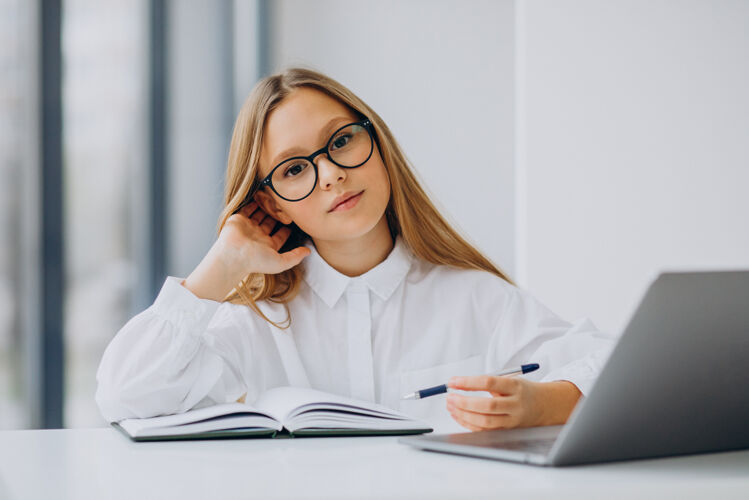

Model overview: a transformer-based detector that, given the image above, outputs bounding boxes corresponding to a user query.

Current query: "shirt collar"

[301,234,414,308]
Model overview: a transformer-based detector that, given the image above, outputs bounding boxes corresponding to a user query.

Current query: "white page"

[294,409,406,421]
[117,402,276,434]
[286,413,430,432]
[122,414,282,438]
[252,386,424,425]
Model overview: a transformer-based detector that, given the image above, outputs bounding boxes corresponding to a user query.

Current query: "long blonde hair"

[219,67,514,328]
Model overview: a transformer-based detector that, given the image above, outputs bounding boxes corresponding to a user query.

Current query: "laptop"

[399,270,749,466]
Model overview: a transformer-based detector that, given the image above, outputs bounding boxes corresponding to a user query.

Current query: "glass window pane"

[0,0,35,430]
[61,0,148,427]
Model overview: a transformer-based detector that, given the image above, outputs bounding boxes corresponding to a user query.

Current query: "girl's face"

[255,87,391,243]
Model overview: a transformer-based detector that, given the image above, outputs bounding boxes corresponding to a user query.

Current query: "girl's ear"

[254,188,294,225]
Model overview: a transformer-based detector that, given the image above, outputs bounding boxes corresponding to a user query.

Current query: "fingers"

[238,201,265,223]
[448,375,519,396]
[240,201,276,228]
[237,200,289,239]
[447,400,514,431]
[270,226,292,250]
[279,247,311,267]
[266,247,310,274]
[238,201,257,217]
[250,209,267,225]
[446,379,538,431]
[234,199,303,261]
[449,413,485,432]
[260,216,276,234]
[446,392,515,415]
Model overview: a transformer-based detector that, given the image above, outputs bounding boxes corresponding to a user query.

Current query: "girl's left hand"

[445,376,582,431]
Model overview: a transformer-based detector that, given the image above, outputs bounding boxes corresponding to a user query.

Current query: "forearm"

[183,241,241,302]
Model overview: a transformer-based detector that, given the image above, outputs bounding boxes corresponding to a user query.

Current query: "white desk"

[1,428,748,500]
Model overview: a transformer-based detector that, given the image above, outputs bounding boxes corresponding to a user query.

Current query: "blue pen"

[400,363,540,400]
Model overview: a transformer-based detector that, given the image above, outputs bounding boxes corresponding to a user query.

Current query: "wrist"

[535,380,582,426]
[183,247,241,301]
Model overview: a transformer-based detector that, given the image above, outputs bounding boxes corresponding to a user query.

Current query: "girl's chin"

[307,216,385,241]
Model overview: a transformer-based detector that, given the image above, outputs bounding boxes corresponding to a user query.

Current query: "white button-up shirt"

[95,235,615,433]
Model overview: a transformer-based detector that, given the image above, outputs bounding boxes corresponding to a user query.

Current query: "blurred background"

[1,0,747,429]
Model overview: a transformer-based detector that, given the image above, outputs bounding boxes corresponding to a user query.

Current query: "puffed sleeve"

[94,276,252,423]
[486,286,616,396]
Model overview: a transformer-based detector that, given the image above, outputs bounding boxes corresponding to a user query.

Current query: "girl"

[95,67,613,433]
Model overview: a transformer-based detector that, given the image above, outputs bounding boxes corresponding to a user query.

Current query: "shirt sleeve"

[486,286,617,396]
[94,276,251,423]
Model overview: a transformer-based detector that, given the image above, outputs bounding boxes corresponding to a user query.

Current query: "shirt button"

[347,278,366,293]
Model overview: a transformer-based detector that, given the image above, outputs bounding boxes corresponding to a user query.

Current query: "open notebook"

[112,386,433,441]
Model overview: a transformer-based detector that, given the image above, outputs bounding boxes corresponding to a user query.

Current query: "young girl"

[95,67,614,433]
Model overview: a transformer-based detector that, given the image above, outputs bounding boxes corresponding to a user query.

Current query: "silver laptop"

[399,271,749,466]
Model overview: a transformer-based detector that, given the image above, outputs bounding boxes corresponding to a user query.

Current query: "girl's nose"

[316,155,347,190]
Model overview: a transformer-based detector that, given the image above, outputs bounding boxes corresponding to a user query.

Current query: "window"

[62,0,148,427]
[0,0,35,430]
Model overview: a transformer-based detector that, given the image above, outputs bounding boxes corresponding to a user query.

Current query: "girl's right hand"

[182,199,311,301]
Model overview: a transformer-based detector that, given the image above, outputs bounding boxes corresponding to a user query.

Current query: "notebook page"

[252,386,420,424]
[117,402,276,435]
[121,414,282,438]
[285,413,430,432]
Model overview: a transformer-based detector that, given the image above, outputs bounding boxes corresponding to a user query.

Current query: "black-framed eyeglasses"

[257,119,374,202]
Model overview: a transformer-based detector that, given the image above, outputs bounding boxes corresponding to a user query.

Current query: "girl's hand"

[445,376,582,431]
[222,200,310,275]
[182,199,311,301]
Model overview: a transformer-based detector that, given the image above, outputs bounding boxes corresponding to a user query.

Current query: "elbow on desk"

[95,381,142,423]
[94,373,188,423]
[94,351,226,423]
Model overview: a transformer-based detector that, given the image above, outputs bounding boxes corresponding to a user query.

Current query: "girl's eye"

[331,134,352,151]
[284,162,308,178]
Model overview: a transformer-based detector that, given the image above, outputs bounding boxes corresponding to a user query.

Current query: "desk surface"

[1,428,749,500]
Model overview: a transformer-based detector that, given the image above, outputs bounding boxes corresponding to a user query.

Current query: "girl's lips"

[329,191,364,212]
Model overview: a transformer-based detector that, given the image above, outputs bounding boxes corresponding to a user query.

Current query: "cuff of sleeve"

[540,347,613,397]
[152,276,222,334]
[554,375,596,397]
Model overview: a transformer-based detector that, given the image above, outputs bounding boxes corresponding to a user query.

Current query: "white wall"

[270,0,517,277]
[517,0,749,335]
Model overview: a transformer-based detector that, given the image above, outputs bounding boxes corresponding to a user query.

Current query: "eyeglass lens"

[270,123,372,201]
